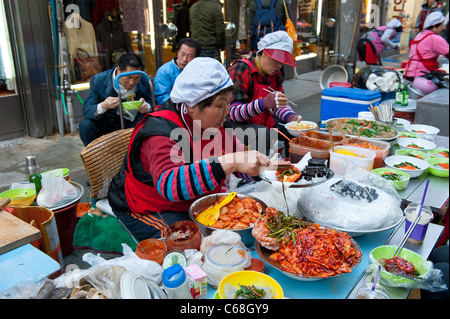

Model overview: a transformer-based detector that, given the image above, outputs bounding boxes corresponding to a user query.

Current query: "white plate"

[398,138,437,152]
[384,155,429,178]
[394,118,410,127]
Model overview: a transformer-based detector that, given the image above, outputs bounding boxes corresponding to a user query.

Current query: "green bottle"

[395,82,403,104]
[26,156,42,194]
[401,83,409,106]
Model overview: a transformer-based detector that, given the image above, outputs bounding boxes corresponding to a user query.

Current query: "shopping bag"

[73,48,101,81]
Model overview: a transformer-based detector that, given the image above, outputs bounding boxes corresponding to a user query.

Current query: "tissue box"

[185,264,207,299]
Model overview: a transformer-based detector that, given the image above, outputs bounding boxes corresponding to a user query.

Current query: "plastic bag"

[365,262,447,292]
[54,244,163,299]
[298,161,404,231]
[37,169,78,208]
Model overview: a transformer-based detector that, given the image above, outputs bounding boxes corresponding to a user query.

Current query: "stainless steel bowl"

[188,193,268,247]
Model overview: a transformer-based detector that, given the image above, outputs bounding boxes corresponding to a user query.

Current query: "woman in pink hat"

[227,31,301,156]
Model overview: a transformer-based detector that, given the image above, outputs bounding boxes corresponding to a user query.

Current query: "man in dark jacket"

[189,0,226,62]
[79,53,153,146]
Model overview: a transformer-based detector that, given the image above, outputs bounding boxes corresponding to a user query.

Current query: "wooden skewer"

[274,128,294,144]
[336,123,349,145]
[327,127,335,152]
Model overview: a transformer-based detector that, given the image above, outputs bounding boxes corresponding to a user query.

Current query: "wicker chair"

[80,128,133,208]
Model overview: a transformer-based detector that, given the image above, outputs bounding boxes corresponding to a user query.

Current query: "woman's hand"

[263,91,288,109]
[217,150,271,177]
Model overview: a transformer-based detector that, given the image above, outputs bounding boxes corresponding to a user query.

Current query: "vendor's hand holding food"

[101,96,120,110]
[218,150,270,177]
[263,91,288,109]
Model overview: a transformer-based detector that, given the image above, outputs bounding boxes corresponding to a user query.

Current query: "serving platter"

[255,236,362,281]
[325,117,399,142]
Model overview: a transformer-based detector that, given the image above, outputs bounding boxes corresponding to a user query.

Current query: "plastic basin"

[0,188,36,206]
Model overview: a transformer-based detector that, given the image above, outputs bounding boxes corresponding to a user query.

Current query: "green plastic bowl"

[0,188,36,206]
[369,245,430,285]
[41,168,70,180]
[428,148,449,159]
[427,157,449,177]
[394,149,430,161]
[122,101,143,110]
[371,167,410,190]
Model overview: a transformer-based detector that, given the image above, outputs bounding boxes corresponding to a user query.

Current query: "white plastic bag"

[37,169,78,208]
[298,161,404,231]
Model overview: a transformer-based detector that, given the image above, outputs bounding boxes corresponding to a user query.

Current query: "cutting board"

[0,209,41,255]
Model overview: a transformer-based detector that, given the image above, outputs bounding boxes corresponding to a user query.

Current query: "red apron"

[240,59,278,128]
[405,32,440,75]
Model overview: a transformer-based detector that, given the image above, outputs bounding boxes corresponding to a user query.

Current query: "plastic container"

[320,87,381,121]
[346,137,390,168]
[165,220,202,252]
[289,131,344,163]
[329,145,376,175]
[162,264,193,299]
[404,202,434,244]
[53,200,79,257]
[202,244,248,289]
[135,238,167,265]
[329,81,352,88]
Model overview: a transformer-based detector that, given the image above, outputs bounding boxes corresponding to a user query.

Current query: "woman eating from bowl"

[108,57,274,241]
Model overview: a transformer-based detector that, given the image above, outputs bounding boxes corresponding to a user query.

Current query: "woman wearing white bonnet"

[228,30,302,156]
[357,18,403,65]
[405,11,449,81]
[108,57,275,241]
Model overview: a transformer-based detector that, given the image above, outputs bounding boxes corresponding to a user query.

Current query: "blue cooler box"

[320,87,381,121]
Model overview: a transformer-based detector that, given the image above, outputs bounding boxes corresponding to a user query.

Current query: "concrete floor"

[0,54,409,272]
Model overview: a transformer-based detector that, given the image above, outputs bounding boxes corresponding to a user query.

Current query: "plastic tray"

[329,145,376,175]
[346,137,390,169]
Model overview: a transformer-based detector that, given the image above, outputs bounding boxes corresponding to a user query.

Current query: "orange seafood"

[195,196,263,230]
[269,224,361,278]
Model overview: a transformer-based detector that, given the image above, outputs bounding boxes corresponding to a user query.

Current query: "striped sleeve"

[228,99,266,122]
[156,158,226,202]
[234,172,262,182]
[273,105,297,123]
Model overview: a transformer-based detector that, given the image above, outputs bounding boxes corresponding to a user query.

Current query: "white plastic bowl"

[398,138,437,152]
[404,124,440,140]
[384,155,429,178]
[285,121,318,136]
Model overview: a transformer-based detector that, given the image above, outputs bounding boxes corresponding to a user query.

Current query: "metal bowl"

[188,193,268,247]
[320,65,348,90]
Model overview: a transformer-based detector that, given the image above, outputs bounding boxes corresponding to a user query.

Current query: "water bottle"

[26,156,42,194]
[162,264,193,299]
[319,120,327,132]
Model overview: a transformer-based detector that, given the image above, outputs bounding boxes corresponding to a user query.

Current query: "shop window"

[0,0,16,95]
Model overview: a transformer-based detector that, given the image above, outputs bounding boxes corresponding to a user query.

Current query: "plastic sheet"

[37,169,78,208]
[298,161,404,231]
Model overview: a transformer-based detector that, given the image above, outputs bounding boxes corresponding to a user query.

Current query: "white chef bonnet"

[256,30,293,54]
[386,18,402,28]
[170,57,234,107]
[423,11,445,29]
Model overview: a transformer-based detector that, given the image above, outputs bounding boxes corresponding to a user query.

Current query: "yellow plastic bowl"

[218,270,284,299]
[0,188,36,206]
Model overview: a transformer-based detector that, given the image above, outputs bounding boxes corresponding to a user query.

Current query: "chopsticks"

[263,87,298,107]
[369,102,394,122]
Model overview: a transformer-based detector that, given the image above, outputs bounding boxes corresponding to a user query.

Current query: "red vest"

[123,110,228,214]
[240,59,279,128]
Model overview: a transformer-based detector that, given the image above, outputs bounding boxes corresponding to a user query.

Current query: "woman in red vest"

[108,57,274,241]
[405,11,449,81]
[227,31,301,156]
